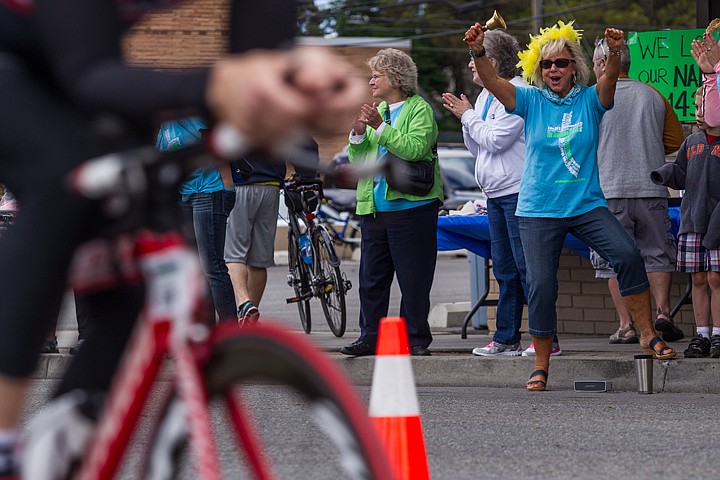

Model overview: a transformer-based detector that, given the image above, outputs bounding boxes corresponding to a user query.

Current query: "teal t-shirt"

[374,102,433,212]
[510,84,610,218]
[156,116,232,202]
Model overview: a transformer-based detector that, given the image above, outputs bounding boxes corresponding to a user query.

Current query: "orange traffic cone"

[369,317,430,480]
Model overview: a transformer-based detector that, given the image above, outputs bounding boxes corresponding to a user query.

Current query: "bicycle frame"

[315,201,361,249]
[75,230,226,480]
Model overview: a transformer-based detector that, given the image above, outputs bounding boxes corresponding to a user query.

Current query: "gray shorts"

[224,184,280,268]
[591,198,677,279]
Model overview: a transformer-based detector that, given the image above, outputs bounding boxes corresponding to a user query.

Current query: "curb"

[35,351,720,393]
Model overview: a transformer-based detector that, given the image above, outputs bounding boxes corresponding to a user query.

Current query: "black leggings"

[0,59,110,377]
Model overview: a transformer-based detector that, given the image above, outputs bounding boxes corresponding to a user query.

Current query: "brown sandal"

[526,369,548,391]
[642,336,677,360]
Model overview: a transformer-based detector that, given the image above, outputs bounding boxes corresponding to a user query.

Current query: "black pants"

[357,201,439,348]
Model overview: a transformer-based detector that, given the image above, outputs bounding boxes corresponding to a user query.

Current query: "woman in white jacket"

[443,30,561,357]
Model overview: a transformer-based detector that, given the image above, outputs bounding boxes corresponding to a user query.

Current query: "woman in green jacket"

[340,48,443,357]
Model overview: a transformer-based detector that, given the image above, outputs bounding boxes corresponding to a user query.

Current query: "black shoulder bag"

[382,109,436,197]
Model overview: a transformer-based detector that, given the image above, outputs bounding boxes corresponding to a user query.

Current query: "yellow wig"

[517,20,583,84]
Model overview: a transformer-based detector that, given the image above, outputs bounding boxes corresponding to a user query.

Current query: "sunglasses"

[594,37,608,58]
[539,58,575,69]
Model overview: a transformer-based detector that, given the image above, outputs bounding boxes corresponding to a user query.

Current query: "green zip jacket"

[348,94,443,216]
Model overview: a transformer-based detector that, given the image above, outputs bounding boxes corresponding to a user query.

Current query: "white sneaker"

[522,341,562,357]
[472,340,522,356]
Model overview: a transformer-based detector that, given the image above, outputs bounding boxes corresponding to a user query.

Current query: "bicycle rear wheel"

[313,227,347,337]
[287,228,312,333]
[142,322,394,479]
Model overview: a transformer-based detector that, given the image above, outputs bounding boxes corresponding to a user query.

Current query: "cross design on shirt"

[547,112,583,178]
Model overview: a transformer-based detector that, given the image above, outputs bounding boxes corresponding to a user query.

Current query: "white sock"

[697,326,711,338]
[713,327,720,337]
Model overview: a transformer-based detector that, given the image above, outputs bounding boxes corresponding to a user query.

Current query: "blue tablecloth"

[437,207,681,260]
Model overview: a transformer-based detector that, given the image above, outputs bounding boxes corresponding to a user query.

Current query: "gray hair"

[593,38,631,74]
[484,30,521,79]
[368,48,418,97]
[529,38,591,88]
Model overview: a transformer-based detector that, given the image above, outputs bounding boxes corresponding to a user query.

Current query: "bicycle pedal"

[286,297,301,304]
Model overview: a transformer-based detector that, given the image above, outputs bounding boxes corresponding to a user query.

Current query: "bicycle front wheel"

[287,228,312,333]
[313,226,347,337]
[143,322,394,479]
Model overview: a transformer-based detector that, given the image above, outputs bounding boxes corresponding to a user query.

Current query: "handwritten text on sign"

[627,29,717,122]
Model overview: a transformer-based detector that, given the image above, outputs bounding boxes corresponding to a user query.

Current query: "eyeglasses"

[539,58,575,69]
[370,74,385,81]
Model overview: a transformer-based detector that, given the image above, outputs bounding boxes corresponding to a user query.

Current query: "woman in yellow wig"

[464,21,676,391]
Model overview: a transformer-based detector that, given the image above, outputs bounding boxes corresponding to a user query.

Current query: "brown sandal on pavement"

[609,322,639,344]
[526,369,548,391]
[642,336,677,360]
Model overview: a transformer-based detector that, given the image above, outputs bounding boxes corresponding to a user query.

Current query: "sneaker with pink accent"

[472,340,522,356]
[522,341,562,357]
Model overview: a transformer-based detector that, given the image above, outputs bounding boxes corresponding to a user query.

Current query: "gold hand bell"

[463,10,506,41]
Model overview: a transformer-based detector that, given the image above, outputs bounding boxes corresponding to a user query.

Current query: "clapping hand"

[692,33,720,73]
[441,93,473,119]
[351,102,382,133]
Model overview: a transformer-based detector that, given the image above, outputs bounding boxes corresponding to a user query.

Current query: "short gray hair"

[484,30,520,79]
[368,48,418,97]
[593,38,631,74]
[529,38,591,88]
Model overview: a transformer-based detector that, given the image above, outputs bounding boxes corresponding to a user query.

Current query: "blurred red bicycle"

[20,141,393,480]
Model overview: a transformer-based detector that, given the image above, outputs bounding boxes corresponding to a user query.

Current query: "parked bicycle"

[316,188,361,254]
[20,142,392,479]
[283,177,352,337]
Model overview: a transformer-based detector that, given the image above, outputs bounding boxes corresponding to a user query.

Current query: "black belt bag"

[384,149,435,197]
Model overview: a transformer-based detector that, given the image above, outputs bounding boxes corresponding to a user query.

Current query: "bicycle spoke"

[314,230,347,337]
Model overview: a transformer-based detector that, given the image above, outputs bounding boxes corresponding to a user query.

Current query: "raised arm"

[596,28,625,109]
[464,23,516,111]
[692,34,720,128]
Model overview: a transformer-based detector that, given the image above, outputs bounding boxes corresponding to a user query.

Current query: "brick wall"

[123,0,230,68]
[123,2,409,159]
[485,249,695,337]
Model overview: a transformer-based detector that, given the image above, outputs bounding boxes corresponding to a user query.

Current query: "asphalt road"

[25,381,720,479]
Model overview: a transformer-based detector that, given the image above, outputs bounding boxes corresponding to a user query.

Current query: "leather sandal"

[526,369,548,392]
[642,336,677,360]
[654,308,684,342]
[608,322,639,344]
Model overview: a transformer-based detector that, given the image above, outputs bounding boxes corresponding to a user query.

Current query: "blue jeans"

[487,194,526,345]
[519,207,649,338]
[184,190,236,322]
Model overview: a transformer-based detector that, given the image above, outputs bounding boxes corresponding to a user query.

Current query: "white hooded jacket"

[460,76,526,199]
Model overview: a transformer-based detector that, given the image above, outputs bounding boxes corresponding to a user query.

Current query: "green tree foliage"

[300,0,697,133]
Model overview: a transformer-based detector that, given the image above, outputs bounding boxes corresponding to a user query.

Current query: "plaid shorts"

[677,232,720,272]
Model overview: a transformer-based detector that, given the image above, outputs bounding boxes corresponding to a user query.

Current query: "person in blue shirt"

[157,117,237,323]
[464,21,677,391]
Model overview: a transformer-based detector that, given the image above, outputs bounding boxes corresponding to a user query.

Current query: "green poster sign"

[627,28,715,122]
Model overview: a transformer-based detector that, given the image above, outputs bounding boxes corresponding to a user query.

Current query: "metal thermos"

[634,354,653,394]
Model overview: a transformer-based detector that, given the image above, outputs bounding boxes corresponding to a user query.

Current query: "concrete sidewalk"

[40,327,720,394]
